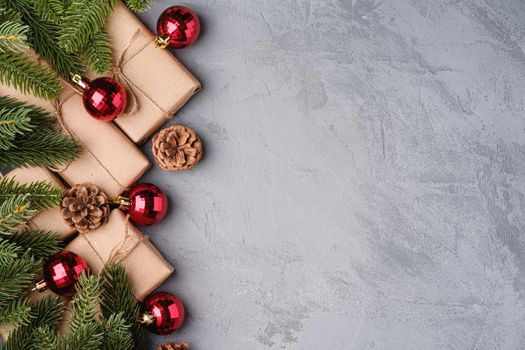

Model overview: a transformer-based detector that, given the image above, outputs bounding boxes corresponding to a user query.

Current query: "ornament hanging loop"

[112,195,131,210]
[139,312,155,325]
[154,34,171,49]
[32,280,48,293]
[70,73,88,90]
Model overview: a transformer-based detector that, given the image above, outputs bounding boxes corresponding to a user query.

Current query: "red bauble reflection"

[81,77,127,121]
[156,6,200,49]
[43,251,89,296]
[142,292,185,335]
[125,183,168,226]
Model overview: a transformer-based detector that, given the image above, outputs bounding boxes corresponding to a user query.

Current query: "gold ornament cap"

[154,34,171,49]
[32,279,48,293]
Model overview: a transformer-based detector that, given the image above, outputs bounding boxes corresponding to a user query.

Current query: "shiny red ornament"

[140,292,185,335]
[155,6,200,49]
[116,183,168,226]
[36,251,89,296]
[71,74,127,121]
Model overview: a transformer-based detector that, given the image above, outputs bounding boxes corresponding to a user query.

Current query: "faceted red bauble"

[43,251,89,296]
[157,6,200,49]
[142,292,185,335]
[126,183,168,226]
[82,77,127,121]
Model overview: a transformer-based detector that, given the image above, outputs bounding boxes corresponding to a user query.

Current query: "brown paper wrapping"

[107,1,201,144]
[5,167,75,239]
[56,86,151,197]
[66,210,174,300]
[0,82,151,198]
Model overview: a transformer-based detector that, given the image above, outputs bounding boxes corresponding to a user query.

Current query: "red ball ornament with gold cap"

[33,251,89,296]
[155,6,201,49]
[71,73,128,121]
[113,183,168,226]
[139,292,186,335]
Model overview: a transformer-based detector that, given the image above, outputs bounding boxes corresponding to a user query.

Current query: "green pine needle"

[125,0,154,13]
[81,29,113,74]
[0,195,36,236]
[34,0,65,23]
[99,313,134,350]
[4,296,64,350]
[3,0,86,78]
[0,298,31,326]
[59,0,117,53]
[0,238,21,264]
[0,21,29,53]
[0,8,22,24]
[69,274,101,334]
[0,51,62,100]
[0,129,81,168]
[0,107,32,150]
[8,229,62,260]
[100,264,144,349]
[0,95,57,129]
[0,177,63,211]
[0,251,39,304]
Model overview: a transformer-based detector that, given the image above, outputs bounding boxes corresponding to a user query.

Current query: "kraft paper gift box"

[0,83,151,198]
[107,1,201,144]
[66,210,174,300]
[5,167,75,239]
[56,86,151,197]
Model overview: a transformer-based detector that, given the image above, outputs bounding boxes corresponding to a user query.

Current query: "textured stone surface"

[138,0,525,349]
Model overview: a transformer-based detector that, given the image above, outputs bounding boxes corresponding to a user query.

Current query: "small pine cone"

[157,342,189,350]
[152,125,203,172]
[61,183,110,233]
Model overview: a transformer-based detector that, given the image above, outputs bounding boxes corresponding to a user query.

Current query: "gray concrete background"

[136,0,525,349]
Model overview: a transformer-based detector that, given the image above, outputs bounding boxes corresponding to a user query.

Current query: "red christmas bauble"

[124,183,168,226]
[156,6,200,49]
[75,75,127,121]
[141,292,185,335]
[42,251,89,296]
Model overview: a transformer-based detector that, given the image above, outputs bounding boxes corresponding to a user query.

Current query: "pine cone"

[152,125,203,172]
[61,183,110,233]
[157,342,189,350]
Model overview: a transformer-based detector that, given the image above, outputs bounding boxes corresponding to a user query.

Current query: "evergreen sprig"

[0,51,62,100]
[125,0,154,13]
[33,0,65,23]
[0,96,56,130]
[4,296,64,350]
[59,0,117,53]
[0,238,20,264]
[2,0,86,78]
[99,314,134,350]
[8,229,62,260]
[0,195,35,236]
[0,298,31,326]
[0,251,39,304]
[0,177,63,211]
[0,107,32,150]
[81,29,113,74]
[0,21,29,53]
[0,129,81,168]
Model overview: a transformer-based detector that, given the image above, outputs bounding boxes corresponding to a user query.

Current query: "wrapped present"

[107,1,201,144]
[66,210,174,300]
[56,86,151,197]
[5,167,75,239]
[0,82,151,198]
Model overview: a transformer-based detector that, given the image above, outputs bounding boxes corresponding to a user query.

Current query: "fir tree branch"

[100,264,144,349]
[0,252,39,304]
[4,296,64,350]
[68,274,100,334]
[0,51,62,100]
[0,238,21,264]
[2,0,86,78]
[34,326,62,350]
[81,29,113,75]
[0,177,63,211]
[0,298,31,326]
[34,0,65,23]
[0,195,36,236]
[0,21,29,53]
[0,95,56,130]
[8,230,62,260]
[99,313,134,350]
[0,107,32,150]
[0,129,81,168]
[59,0,117,53]
[0,8,22,24]
[125,0,154,13]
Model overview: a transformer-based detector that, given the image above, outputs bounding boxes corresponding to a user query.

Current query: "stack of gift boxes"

[2,2,200,303]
